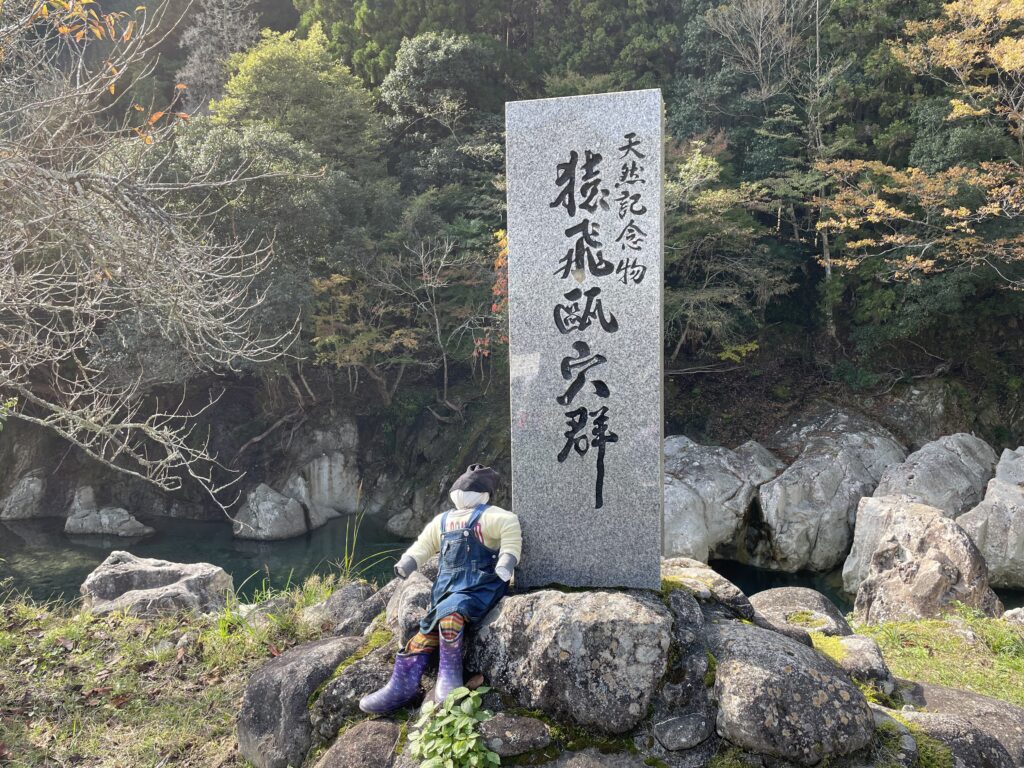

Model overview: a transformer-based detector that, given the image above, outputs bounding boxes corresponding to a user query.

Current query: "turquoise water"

[2,517,1021,610]
[0,515,407,602]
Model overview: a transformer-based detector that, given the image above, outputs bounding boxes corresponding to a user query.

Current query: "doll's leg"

[358,630,436,714]
[405,630,439,655]
[434,612,466,703]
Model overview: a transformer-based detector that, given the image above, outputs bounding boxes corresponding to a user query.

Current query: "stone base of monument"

[230,558,1021,768]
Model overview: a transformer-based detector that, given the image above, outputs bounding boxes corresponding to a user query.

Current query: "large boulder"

[897,710,1015,768]
[310,644,399,741]
[238,636,362,768]
[80,551,233,617]
[901,681,1024,766]
[748,587,852,637]
[828,634,896,696]
[301,579,378,634]
[64,487,155,538]
[0,472,44,520]
[313,719,401,768]
[853,506,1002,623]
[757,406,906,572]
[661,557,755,620]
[663,437,783,561]
[708,622,875,766]
[233,483,308,541]
[466,590,672,734]
[281,473,341,531]
[959,447,1024,588]
[843,496,951,593]
[873,433,997,517]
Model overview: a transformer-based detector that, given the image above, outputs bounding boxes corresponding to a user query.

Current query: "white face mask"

[450,490,489,510]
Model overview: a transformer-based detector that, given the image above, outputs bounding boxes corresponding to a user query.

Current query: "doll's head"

[450,463,501,496]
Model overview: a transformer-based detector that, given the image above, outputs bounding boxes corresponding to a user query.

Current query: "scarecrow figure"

[359,464,521,713]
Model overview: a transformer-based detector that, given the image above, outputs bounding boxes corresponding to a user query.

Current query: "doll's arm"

[393,514,442,579]
[491,510,522,582]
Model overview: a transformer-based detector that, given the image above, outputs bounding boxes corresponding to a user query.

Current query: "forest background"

[3,0,1024,510]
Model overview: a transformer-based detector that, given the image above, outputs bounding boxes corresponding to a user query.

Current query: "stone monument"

[506,89,664,589]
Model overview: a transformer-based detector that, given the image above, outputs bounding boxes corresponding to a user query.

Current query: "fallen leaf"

[465,673,485,691]
[268,643,281,658]
[55,637,74,651]
[175,646,186,664]
[109,694,131,709]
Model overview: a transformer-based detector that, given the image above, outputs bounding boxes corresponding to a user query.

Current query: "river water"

[2,516,1021,611]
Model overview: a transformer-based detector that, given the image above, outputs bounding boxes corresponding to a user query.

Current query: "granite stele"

[506,89,664,589]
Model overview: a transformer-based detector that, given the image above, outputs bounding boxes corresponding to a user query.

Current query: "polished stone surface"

[506,89,664,588]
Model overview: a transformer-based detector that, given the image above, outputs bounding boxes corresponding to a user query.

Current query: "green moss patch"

[787,610,828,629]
[309,622,394,708]
[703,651,718,688]
[809,631,848,663]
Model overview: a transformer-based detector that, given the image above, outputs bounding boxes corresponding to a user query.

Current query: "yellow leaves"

[990,36,1024,72]
[947,99,989,119]
[147,111,164,125]
[174,83,188,91]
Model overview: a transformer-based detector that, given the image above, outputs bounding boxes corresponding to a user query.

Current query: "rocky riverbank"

[5,546,1021,767]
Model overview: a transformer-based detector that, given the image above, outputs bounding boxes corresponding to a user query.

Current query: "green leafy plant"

[0,397,16,431]
[408,686,500,768]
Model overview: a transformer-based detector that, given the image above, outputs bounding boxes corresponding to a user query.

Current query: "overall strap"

[439,510,450,534]
[466,503,489,530]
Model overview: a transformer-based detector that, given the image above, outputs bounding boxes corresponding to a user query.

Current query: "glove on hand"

[495,553,517,583]
[393,554,418,580]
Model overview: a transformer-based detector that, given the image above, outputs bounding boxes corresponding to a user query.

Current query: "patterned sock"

[439,613,466,642]
[405,631,439,655]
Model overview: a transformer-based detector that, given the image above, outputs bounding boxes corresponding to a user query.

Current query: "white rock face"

[281,473,341,530]
[301,451,364,515]
[663,437,783,562]
[873,433,997,517]
[958,447,1024,588]
[233,483,308,540]
[843,495,952,593]
[0,472,44,519]
[853,505,1002,624]
[757,407,906,572]
[63,486,155,537]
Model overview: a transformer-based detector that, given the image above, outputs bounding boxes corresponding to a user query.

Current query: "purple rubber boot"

[434,631,465,704]
[358,651,430,714]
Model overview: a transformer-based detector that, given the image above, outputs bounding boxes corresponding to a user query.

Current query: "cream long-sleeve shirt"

[402,491,522,567]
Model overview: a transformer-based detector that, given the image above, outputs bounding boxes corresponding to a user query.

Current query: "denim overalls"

[419,503,508,634]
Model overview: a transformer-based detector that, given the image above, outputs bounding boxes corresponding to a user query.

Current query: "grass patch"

[856,606,1024,708]
[787,610,828,629]
[809,631,848,663]
[0,573,348,767]
[888,714,955,768]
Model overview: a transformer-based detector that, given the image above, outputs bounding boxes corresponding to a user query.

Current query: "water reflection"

[3,519,1022,611]
[0,515,406,602]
